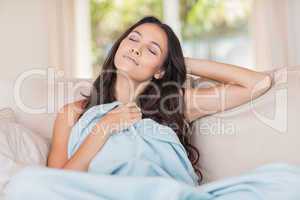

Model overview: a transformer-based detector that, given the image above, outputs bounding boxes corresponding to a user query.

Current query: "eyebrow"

[131,30,163,54]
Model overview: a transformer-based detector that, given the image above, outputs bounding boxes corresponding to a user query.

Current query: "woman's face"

[114,23,168,82]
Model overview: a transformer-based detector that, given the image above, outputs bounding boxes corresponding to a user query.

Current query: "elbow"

[46,157,67,170]
[47,162,65,170]
[260,74,273,92]
[250,75,273,99]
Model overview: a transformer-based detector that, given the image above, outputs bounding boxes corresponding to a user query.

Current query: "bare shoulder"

[59,99,88,123]
[67,99,87,111]
[54,99,88,134]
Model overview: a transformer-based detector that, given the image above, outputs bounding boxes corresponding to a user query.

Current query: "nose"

[130,47,141,57]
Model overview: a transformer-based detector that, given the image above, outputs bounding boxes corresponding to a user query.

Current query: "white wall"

[287,0,300,67]
[0,0,49,80]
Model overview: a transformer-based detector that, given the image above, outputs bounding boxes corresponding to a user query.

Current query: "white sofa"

[0,66,299,196]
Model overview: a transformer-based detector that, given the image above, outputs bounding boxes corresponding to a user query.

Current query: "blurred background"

[0,0,299,80]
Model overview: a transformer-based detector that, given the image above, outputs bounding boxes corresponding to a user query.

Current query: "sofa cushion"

[0,122,50,191]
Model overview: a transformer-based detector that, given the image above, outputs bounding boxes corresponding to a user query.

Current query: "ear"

[154,69,165,79]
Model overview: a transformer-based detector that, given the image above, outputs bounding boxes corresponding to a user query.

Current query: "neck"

[115,73,149,104]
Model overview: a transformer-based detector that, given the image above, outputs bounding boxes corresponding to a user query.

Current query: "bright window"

[90,0,253,78]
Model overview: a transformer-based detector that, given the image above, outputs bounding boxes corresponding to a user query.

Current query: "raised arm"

[183,57,272,122]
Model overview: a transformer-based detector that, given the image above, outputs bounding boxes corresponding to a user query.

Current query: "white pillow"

[0,122,50,191]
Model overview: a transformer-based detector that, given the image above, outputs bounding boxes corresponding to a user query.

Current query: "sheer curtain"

[47,0,92,78]
[251,0,300,70]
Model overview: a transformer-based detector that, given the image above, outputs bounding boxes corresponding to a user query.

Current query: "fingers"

[126,103,142,119]
[125,101,137,106]
[110,101,142,117]
[125,102,139,107]
[130,111,142,119]
[124,102,141,114]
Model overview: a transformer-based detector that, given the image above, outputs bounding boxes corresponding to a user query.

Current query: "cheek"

[115,41,128,57]
[114,43,128,66]
[116,43,125,58]
[142,55,163,69]
[137,59,162,78]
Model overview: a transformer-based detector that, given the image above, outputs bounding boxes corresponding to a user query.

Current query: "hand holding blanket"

[67,100,199,185]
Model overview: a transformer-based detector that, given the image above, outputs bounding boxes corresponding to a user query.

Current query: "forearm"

[185,57,270,89]
[63,124,110,172]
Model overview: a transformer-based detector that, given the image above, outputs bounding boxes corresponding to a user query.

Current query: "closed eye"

[128,38,157,55]
[129,38,138,42]
[148,49,157,55]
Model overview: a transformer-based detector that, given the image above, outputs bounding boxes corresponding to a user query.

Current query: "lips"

[123,55,139,66]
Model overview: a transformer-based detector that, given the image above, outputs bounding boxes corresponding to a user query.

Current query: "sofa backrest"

[191,66,300,183]
[1,66,299,184]
[0,77,92,139]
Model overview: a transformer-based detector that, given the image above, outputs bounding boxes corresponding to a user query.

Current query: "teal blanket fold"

[67,100,199,186]
[4,101,300,200]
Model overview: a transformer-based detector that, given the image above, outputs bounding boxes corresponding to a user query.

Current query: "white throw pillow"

[0,122,50,191]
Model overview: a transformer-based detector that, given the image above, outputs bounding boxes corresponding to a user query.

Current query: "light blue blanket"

[4,101,300,200]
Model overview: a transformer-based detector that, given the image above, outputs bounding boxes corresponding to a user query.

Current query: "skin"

[114,23,168,104]
[47,23,171,170]
[47,23,272,170]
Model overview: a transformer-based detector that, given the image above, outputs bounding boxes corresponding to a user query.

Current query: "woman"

[47,16,272,184]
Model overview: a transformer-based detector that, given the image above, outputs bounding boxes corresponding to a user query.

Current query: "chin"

[115,57,133,71]
[115,64,134,73]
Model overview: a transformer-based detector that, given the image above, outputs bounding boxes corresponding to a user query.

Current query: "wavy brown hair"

[78,16,203,184]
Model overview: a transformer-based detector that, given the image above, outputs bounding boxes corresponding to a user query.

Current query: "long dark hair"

[78,16,203,184]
